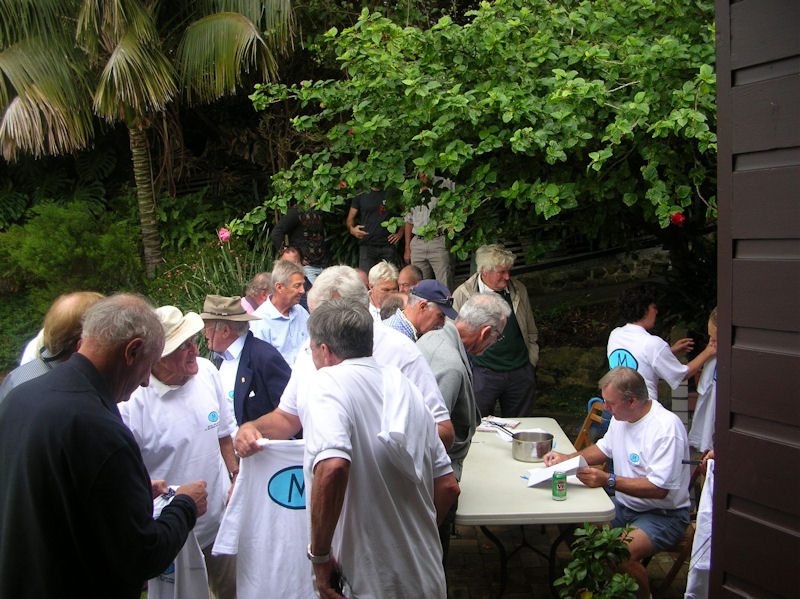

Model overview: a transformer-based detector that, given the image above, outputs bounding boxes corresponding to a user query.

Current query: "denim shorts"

[610,496,691,554]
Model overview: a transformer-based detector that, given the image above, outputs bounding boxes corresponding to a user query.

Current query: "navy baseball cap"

[411,280,458,320]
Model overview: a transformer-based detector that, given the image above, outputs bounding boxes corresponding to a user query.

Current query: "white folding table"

[456,417,615,597]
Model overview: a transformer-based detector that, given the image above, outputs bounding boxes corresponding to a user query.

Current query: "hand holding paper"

[526,455,588,487]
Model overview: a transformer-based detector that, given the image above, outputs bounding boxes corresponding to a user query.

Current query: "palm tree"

[0,0,294,277]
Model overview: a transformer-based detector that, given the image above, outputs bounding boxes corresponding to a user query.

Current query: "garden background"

[0,0,717,417]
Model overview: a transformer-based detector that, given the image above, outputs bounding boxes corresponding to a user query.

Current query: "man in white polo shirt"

[544,367,691,599]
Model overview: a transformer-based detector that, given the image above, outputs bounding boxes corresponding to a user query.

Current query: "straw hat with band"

[155,306,204,357]
[199,295,261,322]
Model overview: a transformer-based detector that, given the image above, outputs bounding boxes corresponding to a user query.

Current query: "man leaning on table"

[543,367,691,599]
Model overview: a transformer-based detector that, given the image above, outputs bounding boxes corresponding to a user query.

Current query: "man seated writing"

[543,367,691,599]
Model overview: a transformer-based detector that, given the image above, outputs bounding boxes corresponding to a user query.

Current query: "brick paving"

[445,522,689,599]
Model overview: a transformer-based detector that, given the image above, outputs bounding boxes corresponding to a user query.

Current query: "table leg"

[548,527,575,597]
[480,525,552,599]
[479,525,508,598]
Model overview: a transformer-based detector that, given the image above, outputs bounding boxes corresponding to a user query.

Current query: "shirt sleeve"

[88,443,197,586]
[209,362,236,437]
[303,371,354,470]
[652,344,690,390]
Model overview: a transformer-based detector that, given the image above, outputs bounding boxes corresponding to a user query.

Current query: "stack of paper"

[526,455,588,487]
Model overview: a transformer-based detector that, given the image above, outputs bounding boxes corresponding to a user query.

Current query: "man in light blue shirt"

[250,259,309,367]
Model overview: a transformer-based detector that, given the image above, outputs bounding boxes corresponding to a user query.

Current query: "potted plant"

[554,523,639,599]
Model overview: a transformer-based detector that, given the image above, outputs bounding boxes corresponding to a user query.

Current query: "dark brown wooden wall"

[714,1,800,597]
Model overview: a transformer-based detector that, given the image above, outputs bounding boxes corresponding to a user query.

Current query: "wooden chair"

[573,399,606,451]
[647,464,704,598]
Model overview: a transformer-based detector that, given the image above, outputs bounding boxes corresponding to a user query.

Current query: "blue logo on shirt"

[208,411,219,423]
[609,349,638,370]
[629,453,640,464]
[162,563,175,575]
[268,466,306,510]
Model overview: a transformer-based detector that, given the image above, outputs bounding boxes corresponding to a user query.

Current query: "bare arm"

[218,435,238,479]
[575,468,669,499]
[683,343,717,381]
[403,222,414,264]
[437,420,455,451]
[433,472,460,526]
[310,458,351,599]
[233,408,302,457]
[543,443,609,468]
[346,207,367,240]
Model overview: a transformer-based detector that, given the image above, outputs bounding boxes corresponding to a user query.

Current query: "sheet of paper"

[476,417,521,432]
[526,455,588,487]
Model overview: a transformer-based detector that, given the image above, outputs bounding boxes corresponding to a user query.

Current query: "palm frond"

[1,95,94,160]
[194,1,295,52]
[177,12,276,105]
[0,0,76,47]
[0,34,94,159]
[93,27,177,120]
[77,0,159,61]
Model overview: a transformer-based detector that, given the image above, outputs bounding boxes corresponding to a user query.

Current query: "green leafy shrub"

[555,524,638,599]
[0,201,143,310]
[147,224,274,313]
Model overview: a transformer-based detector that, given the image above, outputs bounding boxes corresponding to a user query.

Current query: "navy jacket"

[233,332,292,424]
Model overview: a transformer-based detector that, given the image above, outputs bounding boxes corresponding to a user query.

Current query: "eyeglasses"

[177,335,198,351]
[491,328,505,343]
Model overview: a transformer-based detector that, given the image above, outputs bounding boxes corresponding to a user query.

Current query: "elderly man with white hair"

[452,243,539,418]
[235,265,455,455]
[367,259,399,322]
[120,306,239,599]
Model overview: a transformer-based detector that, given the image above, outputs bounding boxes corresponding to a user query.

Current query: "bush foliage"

[236,0,716,261]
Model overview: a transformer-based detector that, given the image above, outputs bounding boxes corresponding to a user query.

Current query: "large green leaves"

[245,0,716,256]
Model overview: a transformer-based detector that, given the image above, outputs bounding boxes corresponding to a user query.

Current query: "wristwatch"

[307,544,331,564]
[606,473,616,490]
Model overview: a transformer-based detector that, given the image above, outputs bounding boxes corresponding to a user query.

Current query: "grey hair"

[81,294,165,357]
[456,292,511,331]
[400,264,423,283]
[247,272,272,296]
[380,292,409,319]
[209,319,250,336]
[271,259,304,288]
[475,244,514,274]
[405,293,424,307]
[307,265,369,311]
[307,298,373,359]
[599,367,649,403]
[368,260,399,285]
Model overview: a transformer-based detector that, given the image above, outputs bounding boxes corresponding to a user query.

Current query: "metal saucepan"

[511,431,554,463]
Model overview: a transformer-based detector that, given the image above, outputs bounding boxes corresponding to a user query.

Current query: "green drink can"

[552,471,567,501]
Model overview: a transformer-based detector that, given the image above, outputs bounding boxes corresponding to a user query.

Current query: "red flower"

[348,128,354,135]
[218,227,231,242]
[670,212,685,227]
[339,181,347,188]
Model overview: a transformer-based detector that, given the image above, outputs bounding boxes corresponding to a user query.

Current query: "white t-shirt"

[607,323,688,403]
[596,400,690,512]
[149,490,210,599]
[120,358,236,548]
[300,357,450,599]
[213,440,315,599]
[688,357,717,452]
[279,323,450,424]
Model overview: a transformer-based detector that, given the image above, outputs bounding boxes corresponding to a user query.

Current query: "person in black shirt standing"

[0,294,208,599]
[346,186,402,271]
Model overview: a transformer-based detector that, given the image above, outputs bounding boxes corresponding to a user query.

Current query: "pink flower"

[339,181,347,189]
[218,227,231,242]
[670,212,685,227]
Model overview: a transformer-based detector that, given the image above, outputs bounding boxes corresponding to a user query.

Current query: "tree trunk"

[128,124,161,278]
